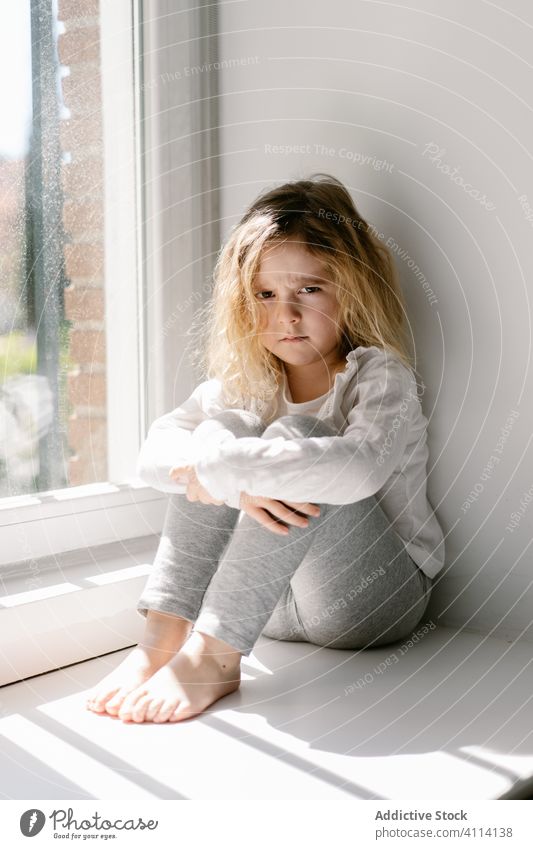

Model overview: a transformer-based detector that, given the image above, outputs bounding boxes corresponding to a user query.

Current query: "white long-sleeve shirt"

[136,345,445,579]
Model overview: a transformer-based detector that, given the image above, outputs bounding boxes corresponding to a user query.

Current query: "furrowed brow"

[293,274,330,283]
[254,275,330,289]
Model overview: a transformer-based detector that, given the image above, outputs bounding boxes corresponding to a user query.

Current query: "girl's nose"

[276,298,301,321]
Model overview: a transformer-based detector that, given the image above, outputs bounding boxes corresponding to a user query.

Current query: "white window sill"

[0,479,167,566]
[1,625,533,799]
[0,532,160,687]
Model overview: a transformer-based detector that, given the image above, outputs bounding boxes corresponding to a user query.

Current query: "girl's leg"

[193,414,432,655]
[116,413,342,723]
[263,499,432,651]
[135,409,266,623]
[264,539,432,651]
[112,412,432,725]
[86,409,265,715]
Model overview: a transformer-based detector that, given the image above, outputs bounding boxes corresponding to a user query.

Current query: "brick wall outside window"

[58,0,107,486]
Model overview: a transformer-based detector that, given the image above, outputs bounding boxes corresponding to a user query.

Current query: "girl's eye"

[255,286,320,300]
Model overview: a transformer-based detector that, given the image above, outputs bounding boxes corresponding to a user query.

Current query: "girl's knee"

[262,414,338,438]
[197,409,265,439]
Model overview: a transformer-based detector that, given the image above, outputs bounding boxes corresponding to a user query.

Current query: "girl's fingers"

[266,501,318,527]
[245,505,289,535]
[170,469,188,481]
[169,465,194,482]
[239,494,320,533]
[271,505,309,527]
[283,501,321,517]
[259,512,290,535]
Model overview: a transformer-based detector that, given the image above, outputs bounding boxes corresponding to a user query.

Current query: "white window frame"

[0,0,220,685]
[1,0,162,570]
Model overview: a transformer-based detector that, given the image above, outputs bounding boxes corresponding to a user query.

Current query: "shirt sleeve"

[136,381,211,494]
[194,359,419,505]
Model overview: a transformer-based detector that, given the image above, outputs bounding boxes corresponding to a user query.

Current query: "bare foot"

[85,610,193,716]
[116,630,242,724]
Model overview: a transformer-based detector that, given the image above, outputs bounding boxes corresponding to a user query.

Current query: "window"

[0,1,220,682]
[1,0,220,558]
[2,0,112,497]
[0,0,148,566]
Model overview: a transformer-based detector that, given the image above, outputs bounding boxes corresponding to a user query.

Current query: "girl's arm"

[193,357,421,506]
[136,380,213,493]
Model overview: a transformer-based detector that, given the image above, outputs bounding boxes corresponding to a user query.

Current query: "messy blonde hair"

[187,173,413,421]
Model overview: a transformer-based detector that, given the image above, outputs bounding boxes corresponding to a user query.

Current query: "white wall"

[216,0,533,642]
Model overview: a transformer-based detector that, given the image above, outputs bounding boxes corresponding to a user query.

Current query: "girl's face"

[252,238,343,369]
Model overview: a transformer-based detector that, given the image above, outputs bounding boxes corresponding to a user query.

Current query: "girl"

[86,173,445,724]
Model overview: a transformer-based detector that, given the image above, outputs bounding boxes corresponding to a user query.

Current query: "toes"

[153,701,181,723]
[86,687,120,713]
[129,694,154,723]
[118,688,147,722]
[144,699,165,722]
[105,690,130,715]
[169,703,195,722]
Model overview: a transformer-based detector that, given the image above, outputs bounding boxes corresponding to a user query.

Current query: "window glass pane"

[0,0,109,498]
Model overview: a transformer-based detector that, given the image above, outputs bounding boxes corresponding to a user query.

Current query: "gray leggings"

[137,410,432,656]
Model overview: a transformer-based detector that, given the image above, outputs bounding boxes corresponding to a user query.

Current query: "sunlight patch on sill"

[85,563,151,585]
[0,479,150,513]
[0,494,41,511]
[0,714,154,797]
[243,654,274,676]
[1,582,81,606]
[459,746,530,777]
[47,478,149,501]
[50,482,122,500]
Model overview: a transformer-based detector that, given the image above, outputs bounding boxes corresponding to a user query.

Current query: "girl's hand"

[169,464,194,484]
[169,466,322,530]
[239,492,321,535]
[169,464,225,505]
